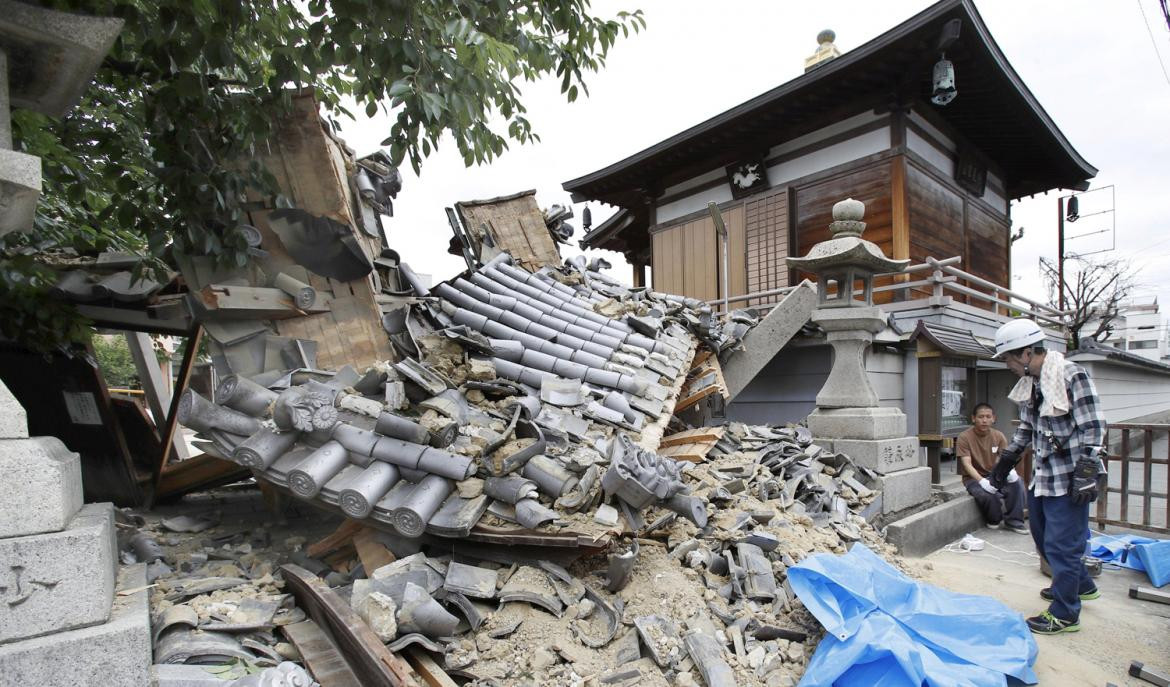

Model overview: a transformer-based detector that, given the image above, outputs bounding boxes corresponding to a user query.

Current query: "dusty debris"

[156,243,928,685]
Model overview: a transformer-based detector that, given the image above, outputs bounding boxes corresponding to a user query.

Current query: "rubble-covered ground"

[137,252,919,685]
[129,427,909,686]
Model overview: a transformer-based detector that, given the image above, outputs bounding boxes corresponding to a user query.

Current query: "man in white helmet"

[989,318,1106,634]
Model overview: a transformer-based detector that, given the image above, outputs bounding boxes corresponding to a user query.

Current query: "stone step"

[0,435,83,538]
[884,494,983,557]
[0,563,151,686]
[0,502,116,644]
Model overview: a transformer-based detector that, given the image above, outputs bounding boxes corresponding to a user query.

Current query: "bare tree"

[1040,255,1135,350]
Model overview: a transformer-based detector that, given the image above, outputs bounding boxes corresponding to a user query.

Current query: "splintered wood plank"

[675,384,723,413]
[353,527,395,574]
[659,441,718,463]
[405,647,459,687]
[281,564,421,687]
[660,427,725,448]
[307,519,363,558]
[282,620,362,687]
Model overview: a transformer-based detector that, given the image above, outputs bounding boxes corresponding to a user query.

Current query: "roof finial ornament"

[805,29,841,72]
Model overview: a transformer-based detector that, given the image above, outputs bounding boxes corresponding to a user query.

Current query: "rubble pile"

[161,250,907,685]
[177,252,768,544]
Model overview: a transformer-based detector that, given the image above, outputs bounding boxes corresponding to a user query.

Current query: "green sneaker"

[1040,587,1100,601]
[1027,610,1080,634]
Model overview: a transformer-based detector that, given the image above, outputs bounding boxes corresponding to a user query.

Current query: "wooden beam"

[353,527,395,574]
[890,155,911,285]
[307,520,364,559]
[281,564,420,687]
[150,325,203,504]
[127,331,191,476]
[660,427,725,448]
[405,647,459,687]
[282,620,362,687]
[154,452,248,502]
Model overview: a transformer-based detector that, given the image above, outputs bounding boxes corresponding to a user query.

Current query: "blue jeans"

[1028,488,1094,622]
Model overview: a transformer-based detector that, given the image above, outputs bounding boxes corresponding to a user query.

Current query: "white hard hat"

[994,318,1045,358]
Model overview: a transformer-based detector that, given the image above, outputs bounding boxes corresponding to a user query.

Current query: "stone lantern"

[787,198,929,514]
[787,197,908,408]
[0,1,122,237]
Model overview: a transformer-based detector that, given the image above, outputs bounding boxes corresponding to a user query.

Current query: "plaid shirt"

[1005,359,1106,497]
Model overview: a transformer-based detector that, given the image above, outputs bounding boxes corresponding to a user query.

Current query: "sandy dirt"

[914,525,1170,687]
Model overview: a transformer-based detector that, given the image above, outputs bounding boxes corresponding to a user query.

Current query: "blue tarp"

[789,544,1038,687]
[1089,534,1170,587]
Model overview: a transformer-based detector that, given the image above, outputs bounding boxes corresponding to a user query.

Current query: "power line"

[1161,0,1170,32]
[1138,0,1170,87]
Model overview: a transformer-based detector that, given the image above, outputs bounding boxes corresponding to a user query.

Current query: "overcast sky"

[335,0,1170,329]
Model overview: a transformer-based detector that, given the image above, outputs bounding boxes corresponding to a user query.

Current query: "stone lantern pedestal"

[0,6,151,684]
[787,199,930,514]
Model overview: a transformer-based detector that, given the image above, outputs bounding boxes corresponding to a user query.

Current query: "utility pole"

[1057,196,1066,311]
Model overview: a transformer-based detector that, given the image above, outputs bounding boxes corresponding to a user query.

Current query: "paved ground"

[913,523,1170,686]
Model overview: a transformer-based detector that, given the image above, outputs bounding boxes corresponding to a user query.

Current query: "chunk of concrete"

[878,466,932,514]
[885,494,983,556]
[0,502,116,643]
[0,379,28,438]
[0,563,151,686]
[0,436,82,538]
[355,591,398,643]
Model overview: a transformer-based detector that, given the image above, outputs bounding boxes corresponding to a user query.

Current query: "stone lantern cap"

[786,198,909,276]
[0,0,123,118]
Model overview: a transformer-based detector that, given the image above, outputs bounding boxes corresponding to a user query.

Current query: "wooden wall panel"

[744,188,789,306]
[718,204,748,302]
[794,164,893,259]
[965,202,1010,300]
[651,215,718,301]
[792,163,893,300]
[906,163,964,261]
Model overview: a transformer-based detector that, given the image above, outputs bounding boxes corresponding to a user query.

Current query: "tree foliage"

[1041,254,1135,350]
[3,0,644,351]
[92,334,140,388]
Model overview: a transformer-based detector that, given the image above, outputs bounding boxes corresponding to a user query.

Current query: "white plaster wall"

[1075,358,1170,424]
[981,172,1007,213]
[764,110,885,159]
[765,127,890,188]
[908,110,956,152]
[661,167,725,200]
[654,110,889,225]
[657,184,734,224]
[907,128,955,177]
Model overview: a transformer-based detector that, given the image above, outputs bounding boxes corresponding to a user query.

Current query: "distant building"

[1088,298,1169,362]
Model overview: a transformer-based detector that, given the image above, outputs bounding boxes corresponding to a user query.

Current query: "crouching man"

[989,318,1106,635]
[957,403,1028,534]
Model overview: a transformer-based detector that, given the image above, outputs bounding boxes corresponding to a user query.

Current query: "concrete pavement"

[913,524,1170,686]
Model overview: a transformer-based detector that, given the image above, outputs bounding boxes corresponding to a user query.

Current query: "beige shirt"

[956,427,1008,485]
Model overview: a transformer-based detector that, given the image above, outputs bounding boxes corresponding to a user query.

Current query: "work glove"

[1070,454,1101,506]
[1006,469,1020,484]
[988,448,1021,490]
[978,478,998,494]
